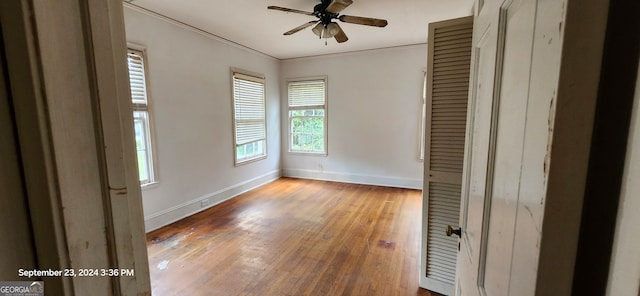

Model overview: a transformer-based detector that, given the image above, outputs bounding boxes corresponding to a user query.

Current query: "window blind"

[288,80,325,109]
[233,73,266,146]
[127,52,148,105]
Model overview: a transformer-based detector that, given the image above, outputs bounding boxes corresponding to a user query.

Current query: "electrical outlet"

[201,198,209,208]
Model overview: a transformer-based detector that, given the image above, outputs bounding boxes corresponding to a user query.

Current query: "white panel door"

[456,0,537,295]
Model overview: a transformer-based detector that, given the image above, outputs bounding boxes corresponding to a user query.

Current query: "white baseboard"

[144,170,281,232]
[282,168,423,190]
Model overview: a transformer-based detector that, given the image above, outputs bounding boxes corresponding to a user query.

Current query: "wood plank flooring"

[146,178,441,296]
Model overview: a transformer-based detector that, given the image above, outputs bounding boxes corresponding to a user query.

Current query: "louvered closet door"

[419,16,473,296]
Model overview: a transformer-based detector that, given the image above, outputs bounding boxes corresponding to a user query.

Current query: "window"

[232,70,267,165]
[127,48,156,186]
[288,78,327,154]
[420,72,427,160]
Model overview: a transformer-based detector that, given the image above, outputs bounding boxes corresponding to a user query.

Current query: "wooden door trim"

[535,0,611,294]
[572,0,640,293]
[0,1,151,294]
[0,2,73,294]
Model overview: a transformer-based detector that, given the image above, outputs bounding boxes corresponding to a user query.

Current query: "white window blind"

[232,71,267,165]
[233,73,266,146]
[288,80,325,109]
[127,52,148,105]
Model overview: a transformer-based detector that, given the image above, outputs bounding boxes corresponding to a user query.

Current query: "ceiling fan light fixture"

[312,23,324,37]
[326,22,340,37]
[312,23,337,39]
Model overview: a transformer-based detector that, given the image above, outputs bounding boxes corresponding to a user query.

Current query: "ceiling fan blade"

[339,15,388,27]
[267,6,314,16]
[284,21,319,35]
[325,0,353,14]
[333,23,348,43]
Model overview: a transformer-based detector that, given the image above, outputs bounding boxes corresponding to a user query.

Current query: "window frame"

[287,76,328,155]
[127,45,159,187]
[231,68,268,166]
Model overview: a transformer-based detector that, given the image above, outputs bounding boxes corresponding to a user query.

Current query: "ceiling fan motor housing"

[314,1,339,24]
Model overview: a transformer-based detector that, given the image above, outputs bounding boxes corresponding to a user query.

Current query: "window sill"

[141,181,159,191]
[235,154,267,166]
[288,151,328,157]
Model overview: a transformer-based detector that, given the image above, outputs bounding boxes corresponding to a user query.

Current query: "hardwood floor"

[146,178,441,296]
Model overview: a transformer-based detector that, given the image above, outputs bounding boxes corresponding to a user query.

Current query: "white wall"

[124,6,281,232]
[607,61,640,296]
[280,46,426,189]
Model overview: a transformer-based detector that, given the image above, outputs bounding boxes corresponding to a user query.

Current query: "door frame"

[455,0,615,294]
[572,0,640,293]
[0,0,151,295]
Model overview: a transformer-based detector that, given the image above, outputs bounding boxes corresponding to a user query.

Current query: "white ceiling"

[126,0,474,60]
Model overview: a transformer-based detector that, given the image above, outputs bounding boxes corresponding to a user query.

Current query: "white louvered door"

[419,16,473,296]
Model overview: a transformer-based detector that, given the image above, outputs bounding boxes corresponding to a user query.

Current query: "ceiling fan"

[268,0,388,43]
